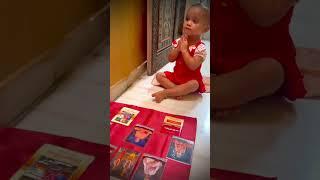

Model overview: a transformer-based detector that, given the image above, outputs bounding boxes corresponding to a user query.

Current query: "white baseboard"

[110,61,147,102]
[0,6,108,126]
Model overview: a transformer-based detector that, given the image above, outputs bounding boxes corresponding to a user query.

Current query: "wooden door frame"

[147,0,152,75]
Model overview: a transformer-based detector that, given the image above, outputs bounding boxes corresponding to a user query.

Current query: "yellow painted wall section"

[110,0,146,86]
[0,0,105,82]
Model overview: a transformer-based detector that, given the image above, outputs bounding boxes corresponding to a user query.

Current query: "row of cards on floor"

[110,135,194,179]
[111,107,185,136]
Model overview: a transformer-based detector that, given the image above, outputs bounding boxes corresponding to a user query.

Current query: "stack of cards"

[160,116,184,136]
[111,107,140,126]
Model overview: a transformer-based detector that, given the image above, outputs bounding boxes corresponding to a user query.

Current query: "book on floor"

[10,144,95,180]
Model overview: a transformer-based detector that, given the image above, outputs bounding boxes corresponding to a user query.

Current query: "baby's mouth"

[184,27,191,31]
[183,27,191,35]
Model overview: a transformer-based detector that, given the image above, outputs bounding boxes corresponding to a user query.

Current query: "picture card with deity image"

[166,136,194,165]
[110,147,140,179]
[132,154,166,180]
[125,124,154,148]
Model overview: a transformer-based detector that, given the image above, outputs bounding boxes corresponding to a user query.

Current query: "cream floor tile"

[115,41,211,179]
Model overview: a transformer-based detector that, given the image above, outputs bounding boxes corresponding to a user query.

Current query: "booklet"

[10,144,95,180]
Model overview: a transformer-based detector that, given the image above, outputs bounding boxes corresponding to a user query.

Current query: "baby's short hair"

[189,3,210,29]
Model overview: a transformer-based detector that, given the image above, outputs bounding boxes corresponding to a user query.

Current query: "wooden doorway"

[147,0,186,75]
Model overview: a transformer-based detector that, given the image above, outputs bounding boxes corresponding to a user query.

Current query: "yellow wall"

[0,0,105,82]
[110,0,146,86]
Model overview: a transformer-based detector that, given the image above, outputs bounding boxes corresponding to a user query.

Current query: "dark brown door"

[147,0,186,75]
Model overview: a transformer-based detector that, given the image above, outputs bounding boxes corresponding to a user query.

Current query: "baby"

[152,4,210,103]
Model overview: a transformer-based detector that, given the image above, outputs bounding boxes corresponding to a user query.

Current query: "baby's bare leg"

[155,72,176,89]
[152,80,199,103]
[212,58,284,109]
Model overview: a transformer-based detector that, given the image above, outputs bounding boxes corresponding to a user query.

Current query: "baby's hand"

[180,34,189,53]
[176,39,182,51]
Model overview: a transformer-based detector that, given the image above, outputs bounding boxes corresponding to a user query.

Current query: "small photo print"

[166,136,194,165]
[110,147,140,179]
[132,154,166,180]
[111,107,140,126]
[110,145,117,154]
[126,125,154,148]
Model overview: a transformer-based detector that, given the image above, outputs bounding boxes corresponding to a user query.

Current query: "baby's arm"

[181,51,204,71]
[180,37,206,71]
[168,39,181,62]
[168,46,180,62]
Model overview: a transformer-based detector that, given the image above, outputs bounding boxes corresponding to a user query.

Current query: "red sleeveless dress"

[212,0,306,100]
[164,39,206,93]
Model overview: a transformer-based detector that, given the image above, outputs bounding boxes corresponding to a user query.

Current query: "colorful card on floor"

[166,136,194,165]
[125,124,154,147]
[10,144,94,180]
[132,154,166,180]
[110,147,140,179]
[110,144,117,154]
[160,116,184,136]
[111,107,140,126]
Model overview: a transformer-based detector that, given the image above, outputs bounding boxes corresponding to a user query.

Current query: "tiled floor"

[115,41,210,180]
[212,1,320,180]
[15,43,107,145]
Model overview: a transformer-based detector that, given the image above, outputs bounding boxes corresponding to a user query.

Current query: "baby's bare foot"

[152,91,167,103]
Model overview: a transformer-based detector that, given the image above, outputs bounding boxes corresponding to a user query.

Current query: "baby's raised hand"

[180,34,189,52]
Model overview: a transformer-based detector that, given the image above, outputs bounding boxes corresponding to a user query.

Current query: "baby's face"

[183,7,209,36]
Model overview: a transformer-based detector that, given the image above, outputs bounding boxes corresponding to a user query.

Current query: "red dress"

[212,0,306,100]
[164,39,206,93]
